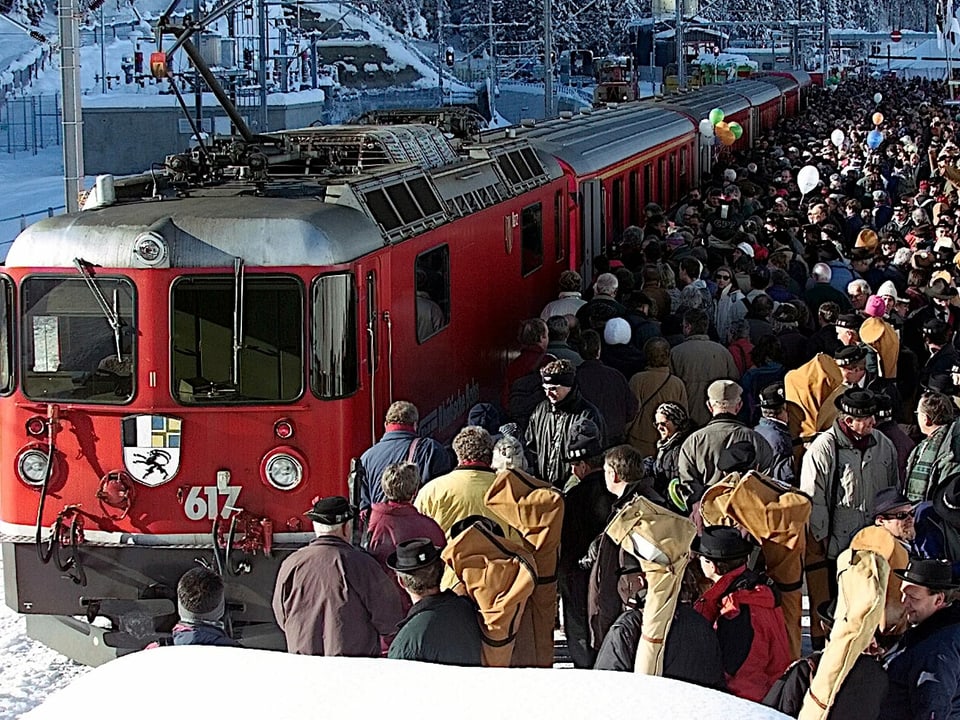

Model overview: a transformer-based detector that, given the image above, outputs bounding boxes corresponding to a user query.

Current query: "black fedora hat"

[305,496,356,525]
[835,313,864,330]
[934,473,960,528]
[834,388,876,418]
[894,558,960,591]
[834,344,867,367]
[692,526,755,561]
[817,599,837,628]
[387,537,441,573]
[759,382,787,409]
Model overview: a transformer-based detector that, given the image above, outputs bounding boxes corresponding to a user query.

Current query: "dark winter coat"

[763,651,888,719]
[524,387,606,488]
[386,591,482,666]
[754,417,796,486]
[358,429,452,509]
[882,604,960,720]
[594,603,725,690]
[577,359,638,445]
[272,535,404,656]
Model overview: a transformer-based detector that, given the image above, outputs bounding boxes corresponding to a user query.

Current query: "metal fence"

[0,205,64,259]
[0,93,61,154]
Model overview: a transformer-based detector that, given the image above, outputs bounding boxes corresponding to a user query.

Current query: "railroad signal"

[890,29,902,42]
[445,47,454,66]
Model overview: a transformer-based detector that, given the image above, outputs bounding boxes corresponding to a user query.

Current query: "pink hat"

[864,295,886,318]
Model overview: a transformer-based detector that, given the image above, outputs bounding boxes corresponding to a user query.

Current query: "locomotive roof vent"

[559,111,574,120]
[520,118,536,128]
[274,124,459,177]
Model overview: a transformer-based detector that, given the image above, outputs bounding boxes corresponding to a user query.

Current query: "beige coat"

[626,367,688,457]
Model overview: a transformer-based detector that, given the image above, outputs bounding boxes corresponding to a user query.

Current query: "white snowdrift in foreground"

[25,645,791,720]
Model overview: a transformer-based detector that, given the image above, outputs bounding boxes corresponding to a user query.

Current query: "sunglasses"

[716,274,731,280]
[879,511,913,521]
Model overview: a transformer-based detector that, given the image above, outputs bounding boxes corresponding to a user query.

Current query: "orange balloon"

[715,121,730,132]
[717,127,736,146]
[872,112,884,126]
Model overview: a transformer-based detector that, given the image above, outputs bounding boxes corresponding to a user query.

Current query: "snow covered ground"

[0,555,90,719]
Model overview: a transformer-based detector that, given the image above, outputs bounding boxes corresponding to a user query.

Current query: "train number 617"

[183,485,242,521]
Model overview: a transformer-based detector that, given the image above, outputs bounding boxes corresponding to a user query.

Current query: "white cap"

[736,242,755,258]
[723,168,737,183]
[877,280,897,298]
[603,317,632,346]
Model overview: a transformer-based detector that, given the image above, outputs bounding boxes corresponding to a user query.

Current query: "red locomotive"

[0,75,808,664]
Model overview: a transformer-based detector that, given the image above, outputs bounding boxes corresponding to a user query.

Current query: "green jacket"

[387,591,482,666]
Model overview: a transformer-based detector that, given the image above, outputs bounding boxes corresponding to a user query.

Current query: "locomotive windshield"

[21,276,136,403]
[172,275,303,404]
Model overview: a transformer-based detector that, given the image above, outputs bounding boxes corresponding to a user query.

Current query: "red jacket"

[695,565,791,702]
[366,502,447,603]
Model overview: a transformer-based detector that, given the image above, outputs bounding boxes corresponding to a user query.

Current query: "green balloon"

[709,108,724,125]
[729,122,743,140]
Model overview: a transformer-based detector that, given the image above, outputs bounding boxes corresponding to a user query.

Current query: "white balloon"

[699,118,715,137]
[874,93,883,103]
[830,128,845,148]
[797,164,820,195]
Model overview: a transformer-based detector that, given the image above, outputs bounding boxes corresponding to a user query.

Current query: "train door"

[580,179,603,282]
[355,256,392,448]
[699,135,712,183]
[749,108,759,144]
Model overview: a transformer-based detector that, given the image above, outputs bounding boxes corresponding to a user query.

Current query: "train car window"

[364,189,403,232]
[385,184,421,225]
[312,273,359,399]
[415,246,450,343]
[554,190,565,262]
[172,275,303,404]
[497,155,521,185]
[643,164,652,206]
[0,276,12,395]
[628,171,639,226]
[520,148,544,178]
[509,151,534,181]
[678,147,688,195]
[668,154,676,201]
[21,276,136,404]
[521,203,543,276]
[612,179,624,240]
[408,177,443,216]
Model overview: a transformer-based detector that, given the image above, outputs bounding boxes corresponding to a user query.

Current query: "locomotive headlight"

[17,448,50,487]
[264,453,303,490]
[133,231,168,267]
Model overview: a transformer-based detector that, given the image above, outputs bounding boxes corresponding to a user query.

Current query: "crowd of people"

[159,74,960,719]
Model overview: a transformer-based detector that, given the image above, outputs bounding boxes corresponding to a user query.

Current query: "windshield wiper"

[232,257,245,387]
[73,258,124,362]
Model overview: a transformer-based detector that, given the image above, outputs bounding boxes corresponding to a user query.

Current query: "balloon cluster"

[698,108,742,146]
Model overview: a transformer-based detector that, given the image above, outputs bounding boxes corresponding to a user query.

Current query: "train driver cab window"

[21,275,136,403]
[172,275,303,404]
[312,273,359,399]
[521,202,543,276]
[0,276,12,395]
[415,246,450,343]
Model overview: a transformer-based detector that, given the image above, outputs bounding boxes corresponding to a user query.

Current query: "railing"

[0,93,61,154]
[0,205,64,257]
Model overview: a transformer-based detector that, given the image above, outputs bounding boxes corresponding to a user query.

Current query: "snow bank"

[24,645,791,720]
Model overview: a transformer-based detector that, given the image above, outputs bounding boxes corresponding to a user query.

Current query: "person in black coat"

[577,330,638,445]
[594,558,725,690]
[559,418,615,669]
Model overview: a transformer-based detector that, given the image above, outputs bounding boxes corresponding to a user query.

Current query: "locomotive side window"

[0,276,12,395]
[415,246,450,343]
[521,203,543,276]
[172,275,303,404]
[312,273,359,399]
[21,276,136,404]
